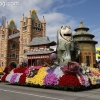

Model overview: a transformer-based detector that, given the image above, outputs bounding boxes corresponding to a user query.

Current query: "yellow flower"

[26,67,48,86]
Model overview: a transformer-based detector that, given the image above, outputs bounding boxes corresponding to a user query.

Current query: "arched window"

[12,54,15,58]
[12,44,16,49]
[16,55,19,58]
[2,31,5,39]
[23,50,26,53]
[23,27,27,30]
[38,24,41,28]
[10,62,17,68]
[23,22,26,26]
[9,54,11,58]
[35,23,37,27]
[1,62,3,66]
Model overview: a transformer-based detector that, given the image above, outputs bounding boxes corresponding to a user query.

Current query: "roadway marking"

[0,89,64,100]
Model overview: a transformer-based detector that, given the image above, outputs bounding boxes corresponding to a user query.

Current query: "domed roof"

[74,22,89,31]
[10,20,15,23]
[31,10,36,14]
[30,9,38,20]
[9,20,16,29]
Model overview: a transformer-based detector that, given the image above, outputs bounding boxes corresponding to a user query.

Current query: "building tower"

[42,16,46,36]
[19,14,26,63]
[0,25,6,69]
[2,16,6,27]
[3,22,9,68]
[73,22,98,67]
[19,10,46,63]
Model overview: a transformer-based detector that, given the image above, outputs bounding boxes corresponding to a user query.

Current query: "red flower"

[1,74,8,82]
[19,73,26,84]
[13,68,28,73]
[61,61,79,74]
[58,74,81,87]
[3,66,14,74]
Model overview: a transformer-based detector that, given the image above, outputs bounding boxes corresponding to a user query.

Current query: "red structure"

[25,37,56,67]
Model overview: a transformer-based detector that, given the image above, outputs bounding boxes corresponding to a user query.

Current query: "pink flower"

[44,73,58,85]
[61,61,79,74]
[10,73,19,83]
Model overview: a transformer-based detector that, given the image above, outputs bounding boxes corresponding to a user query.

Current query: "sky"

[0,0,100,47]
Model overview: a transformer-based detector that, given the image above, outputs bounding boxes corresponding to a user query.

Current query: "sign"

[28,55,49,59]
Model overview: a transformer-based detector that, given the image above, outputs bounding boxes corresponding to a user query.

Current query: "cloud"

[91,28,100,46]
[0,0,98,51]
[40,12,78,42]
[0,0,81,45]
[0,0,78,33]
[0,0,56,27]
[53,0,86,11]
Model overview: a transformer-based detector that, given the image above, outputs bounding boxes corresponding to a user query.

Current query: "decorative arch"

[9,61,17,68]
[12,44,16,49]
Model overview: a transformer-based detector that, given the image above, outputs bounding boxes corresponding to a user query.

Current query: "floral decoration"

[58,74,81,87]
[26,67,48,86]
[19,73,27,84]
[1,74,8,82]
[44,72,58,85]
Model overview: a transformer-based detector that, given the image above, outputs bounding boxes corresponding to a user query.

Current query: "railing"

[27,48,54,53]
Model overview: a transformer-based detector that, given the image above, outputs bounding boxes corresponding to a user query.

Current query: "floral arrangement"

[47,65,58,73]
[44,72,58,86]
[61,62,79,74]
[1,74,8,82]
[13,68,28,73]
[2,61,100,91]
[76,72,90,87]
[58,74,81,87]
[19,73,27,84]
[26,67,48,86]
[10,73,19,83]
[27,66,42,78]
[90,68,100,76]
[44,58,56,67]
[53,66,64,79]
[6,73,14,82]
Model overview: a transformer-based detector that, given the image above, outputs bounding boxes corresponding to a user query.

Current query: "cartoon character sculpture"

[57,26,74,65]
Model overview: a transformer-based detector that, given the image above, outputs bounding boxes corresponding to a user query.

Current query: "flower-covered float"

[1,56,100,91]
[1,25,100,91]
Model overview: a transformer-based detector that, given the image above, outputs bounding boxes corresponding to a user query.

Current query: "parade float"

[1,22,100,91]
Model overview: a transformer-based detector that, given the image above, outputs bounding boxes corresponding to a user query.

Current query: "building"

[0,10,46,69]
[25,36,56,66]
[96,47,100,61]
[73,22,98,67]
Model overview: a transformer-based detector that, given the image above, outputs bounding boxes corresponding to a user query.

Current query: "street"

[0,82,100,100]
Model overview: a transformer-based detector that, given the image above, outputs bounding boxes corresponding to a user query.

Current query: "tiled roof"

[9,21,16,30]
[8,33,20,40]
[25,36,56,46]
[74,22,89,31]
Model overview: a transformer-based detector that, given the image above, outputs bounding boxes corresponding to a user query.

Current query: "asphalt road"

[0,82,100,100]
